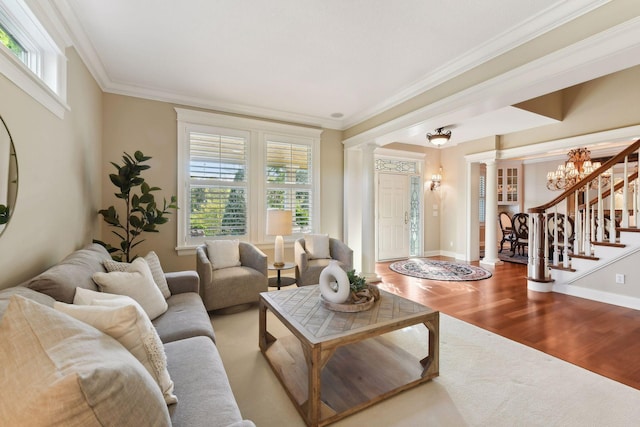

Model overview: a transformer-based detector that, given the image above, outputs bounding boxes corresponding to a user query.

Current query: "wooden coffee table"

[259,285,439,427]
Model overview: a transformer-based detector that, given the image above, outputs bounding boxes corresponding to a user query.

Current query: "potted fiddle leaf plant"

[94,151,177,262]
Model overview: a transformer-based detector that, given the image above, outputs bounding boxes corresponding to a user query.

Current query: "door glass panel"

[410,175,420,256]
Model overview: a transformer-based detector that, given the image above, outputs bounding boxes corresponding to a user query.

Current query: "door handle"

[405,211,409,224]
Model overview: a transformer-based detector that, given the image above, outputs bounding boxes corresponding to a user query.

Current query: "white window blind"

[266,140,312,233]
[188,130,248,239]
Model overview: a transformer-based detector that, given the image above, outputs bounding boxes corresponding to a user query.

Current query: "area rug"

[212,308,640,427]
[389,258,492,281]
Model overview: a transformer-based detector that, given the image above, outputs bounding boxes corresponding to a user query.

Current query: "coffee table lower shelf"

[262,331,437,426]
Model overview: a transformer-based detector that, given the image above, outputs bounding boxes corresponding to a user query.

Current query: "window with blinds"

[266,140,312,233]
[188,130,248,238]
[176,109,321,250]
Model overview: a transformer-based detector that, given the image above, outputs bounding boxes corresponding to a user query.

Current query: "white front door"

[378,173,410,260]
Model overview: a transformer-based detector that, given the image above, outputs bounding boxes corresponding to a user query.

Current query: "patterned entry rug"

[389,258,492,281]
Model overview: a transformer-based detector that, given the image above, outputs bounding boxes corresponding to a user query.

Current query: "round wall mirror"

[0,115,18,235]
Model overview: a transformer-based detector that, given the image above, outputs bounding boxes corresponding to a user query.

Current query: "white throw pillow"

[306,234,330,259]
[92,257,168,320]
[205,240,241,270]
[0,296,171,426]
[103,251,171,299]
[54,299,177,405]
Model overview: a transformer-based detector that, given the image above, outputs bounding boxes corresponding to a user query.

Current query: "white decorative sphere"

[319,260,350,303]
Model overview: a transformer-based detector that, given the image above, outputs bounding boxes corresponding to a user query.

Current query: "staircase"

[527,138,640,310]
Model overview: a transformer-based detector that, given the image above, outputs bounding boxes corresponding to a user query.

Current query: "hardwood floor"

[376,256,640,391]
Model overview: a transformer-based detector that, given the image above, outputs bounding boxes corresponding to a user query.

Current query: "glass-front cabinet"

[497,162,522,207]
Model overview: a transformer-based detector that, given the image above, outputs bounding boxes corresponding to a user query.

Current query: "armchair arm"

[330,238,353,271]
[165,271,200,295]
[238,242,267,275]
[294,239,308,272]
[195,245,212,301]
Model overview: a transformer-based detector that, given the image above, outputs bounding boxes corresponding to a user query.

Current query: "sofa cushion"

[0,295,170,427]
[0,286,55,320]
[54,299,177,405]
[165,336,247,427]
[206,239,241,270]
[22,243,111,303]
[103,251,171,299]
[152,292,216,344]
[92,257,168,320]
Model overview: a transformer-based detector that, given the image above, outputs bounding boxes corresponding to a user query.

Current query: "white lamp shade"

[266,209,292,236]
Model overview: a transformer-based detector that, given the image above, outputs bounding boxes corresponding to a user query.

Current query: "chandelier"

[546,147,610,191]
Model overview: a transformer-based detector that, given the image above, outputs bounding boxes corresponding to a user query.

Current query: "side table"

[268,262,296,290]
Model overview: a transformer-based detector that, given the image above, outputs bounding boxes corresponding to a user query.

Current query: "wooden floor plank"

[376,256,640,390]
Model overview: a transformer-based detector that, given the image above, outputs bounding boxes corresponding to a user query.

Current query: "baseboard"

[553,283,640,311]
[423,250,441,257]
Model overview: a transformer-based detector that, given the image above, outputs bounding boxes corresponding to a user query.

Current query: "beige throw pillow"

[103,251,171,299]
[306,234,330,259]
[205,240,241,270]
[0,295,170,427]
[92,257,168,320]
[54,299,177,405]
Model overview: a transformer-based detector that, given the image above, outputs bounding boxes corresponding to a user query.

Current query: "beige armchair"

[196,242,268,312]
[294,237,353,287]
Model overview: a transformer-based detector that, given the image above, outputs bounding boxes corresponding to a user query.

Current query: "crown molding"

[108,81,342,130]
[51,0,110,88]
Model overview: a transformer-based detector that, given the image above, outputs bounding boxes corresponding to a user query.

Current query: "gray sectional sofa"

[0,243,254,427]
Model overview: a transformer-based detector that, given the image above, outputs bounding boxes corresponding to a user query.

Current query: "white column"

[481,159,502,267]
[360,142,381,283]
[622,157,629,227]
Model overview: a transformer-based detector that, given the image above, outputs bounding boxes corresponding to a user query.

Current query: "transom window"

[0,22,26,62]
[176,109,321,252]
[0,0,67,117]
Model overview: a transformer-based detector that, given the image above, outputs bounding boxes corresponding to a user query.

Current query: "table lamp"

[266,209,292,267]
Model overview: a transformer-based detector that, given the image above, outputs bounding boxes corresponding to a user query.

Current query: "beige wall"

[502,65,640,149]
[0,48,103,289]
[101,94,344,273]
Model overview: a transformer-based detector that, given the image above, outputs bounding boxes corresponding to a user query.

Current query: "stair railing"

[527,138,640,284]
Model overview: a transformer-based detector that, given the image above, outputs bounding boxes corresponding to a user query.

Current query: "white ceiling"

[52,0,637,146]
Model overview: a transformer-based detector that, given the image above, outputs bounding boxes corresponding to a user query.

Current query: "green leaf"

[140,193,154,204]
[129,215,143,228]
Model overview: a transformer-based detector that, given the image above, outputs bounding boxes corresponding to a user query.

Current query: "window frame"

[264,133,314,234]
[0,0,68,118]
[176,108,321,255]
[188,125,251,242]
